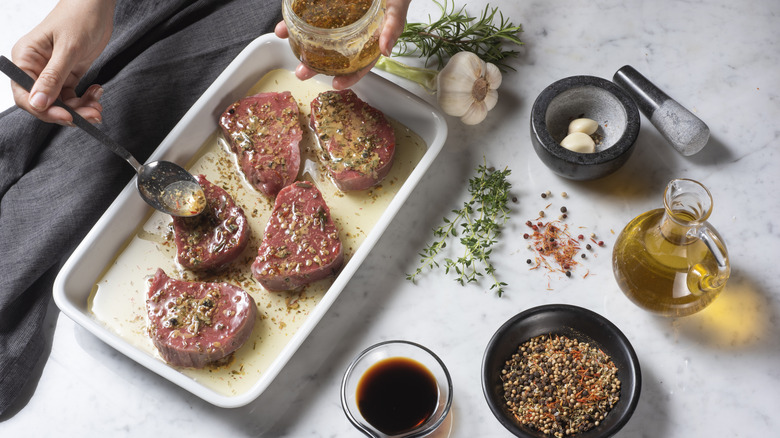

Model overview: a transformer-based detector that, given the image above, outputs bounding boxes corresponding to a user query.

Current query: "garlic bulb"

[436,51,502,125]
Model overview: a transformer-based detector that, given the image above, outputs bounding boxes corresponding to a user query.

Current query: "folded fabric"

[0,0,282,417]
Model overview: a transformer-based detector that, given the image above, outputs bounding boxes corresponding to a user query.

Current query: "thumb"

[380,0,411,56]
[28,48,77,111]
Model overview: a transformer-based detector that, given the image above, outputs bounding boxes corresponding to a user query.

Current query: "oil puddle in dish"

[89,69,426,396]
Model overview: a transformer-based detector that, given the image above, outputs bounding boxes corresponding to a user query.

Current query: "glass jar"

[282,0,386,76]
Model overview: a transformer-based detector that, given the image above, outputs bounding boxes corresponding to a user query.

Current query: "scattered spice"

[525,220,581,275]
[523,193,606,280]
[500,334,621,437]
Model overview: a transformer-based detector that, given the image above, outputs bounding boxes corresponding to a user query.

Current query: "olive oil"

[356,357,439,435]
[612,179,730,317]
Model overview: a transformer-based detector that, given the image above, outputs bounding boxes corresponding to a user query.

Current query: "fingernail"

[29,91,49,111]
[56,120,75,127]
[93,86,104,100]
[89,117,101,124]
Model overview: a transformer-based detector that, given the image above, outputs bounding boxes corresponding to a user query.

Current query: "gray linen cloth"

[0,0,281,416]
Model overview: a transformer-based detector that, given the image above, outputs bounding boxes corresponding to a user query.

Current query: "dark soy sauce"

[356,357,439,435]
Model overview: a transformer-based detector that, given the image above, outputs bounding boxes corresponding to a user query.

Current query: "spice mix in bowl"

[481,304,641,438]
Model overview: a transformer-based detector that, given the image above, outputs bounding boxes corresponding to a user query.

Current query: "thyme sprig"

[407,160,512,296]
[395,0,524,72]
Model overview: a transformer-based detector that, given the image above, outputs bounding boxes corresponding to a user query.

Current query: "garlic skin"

[437,51,502,125]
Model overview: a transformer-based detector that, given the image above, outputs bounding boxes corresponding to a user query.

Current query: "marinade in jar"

[292,0,372,28]
[283,0,385,76]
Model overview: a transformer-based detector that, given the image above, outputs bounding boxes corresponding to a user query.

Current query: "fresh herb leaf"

[395,0,524,72]
[406,159,512,296]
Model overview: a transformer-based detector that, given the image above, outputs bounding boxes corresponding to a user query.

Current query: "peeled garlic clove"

[560,132,596,153]
[568,118,599,135]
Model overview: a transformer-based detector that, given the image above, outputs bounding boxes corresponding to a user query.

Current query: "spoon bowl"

[0,55,204,217]
[137,161,206,216]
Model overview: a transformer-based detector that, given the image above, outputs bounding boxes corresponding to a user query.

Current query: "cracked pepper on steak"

[310,89,395,191]
[146,269,257,368]
[172,174,250,271]
[252,181,344,291]
[219,91,302,198]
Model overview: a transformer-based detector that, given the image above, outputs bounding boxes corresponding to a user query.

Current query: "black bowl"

[482,304,641,437]
[530,75,640,180]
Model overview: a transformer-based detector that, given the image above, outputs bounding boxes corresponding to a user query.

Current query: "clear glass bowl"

[341,340,453,437]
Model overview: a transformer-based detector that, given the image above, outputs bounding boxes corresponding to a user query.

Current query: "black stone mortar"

[530,75,640,181]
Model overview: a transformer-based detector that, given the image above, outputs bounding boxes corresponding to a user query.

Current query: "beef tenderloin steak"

[252,181,343,291]
[310,89,395,191]
[172,175,249,271]
[146,269,257,368]
[219,91,302,197]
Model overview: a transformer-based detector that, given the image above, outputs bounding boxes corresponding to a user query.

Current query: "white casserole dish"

[52,34,447,408]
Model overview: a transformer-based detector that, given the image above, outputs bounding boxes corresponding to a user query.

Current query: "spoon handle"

[0,55,142,171]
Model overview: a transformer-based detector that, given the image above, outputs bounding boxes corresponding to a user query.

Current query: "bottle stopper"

[613,65,709,156]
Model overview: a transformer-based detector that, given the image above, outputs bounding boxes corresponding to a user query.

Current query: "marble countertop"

[2,0,779,436]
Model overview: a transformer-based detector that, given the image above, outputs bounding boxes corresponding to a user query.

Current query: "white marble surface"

[2,0,779,436]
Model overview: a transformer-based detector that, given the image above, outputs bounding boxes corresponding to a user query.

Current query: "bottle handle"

[686,225,730,294]
[696,226,728,269]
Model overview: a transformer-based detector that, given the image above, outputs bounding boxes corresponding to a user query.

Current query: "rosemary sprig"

[395,0,524,72]
[407,160,512,296]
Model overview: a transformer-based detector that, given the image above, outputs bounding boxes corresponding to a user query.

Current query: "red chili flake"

[525,220,581,276]
[578,234,584,240]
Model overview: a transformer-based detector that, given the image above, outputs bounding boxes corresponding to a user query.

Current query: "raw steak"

[146,269,257,368]
[219,91,302,197]
[172,174,249,271]
[310,89,395,191]
[252,181,343,291]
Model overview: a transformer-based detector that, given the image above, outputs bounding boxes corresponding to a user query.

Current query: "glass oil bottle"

[612,178,730,317]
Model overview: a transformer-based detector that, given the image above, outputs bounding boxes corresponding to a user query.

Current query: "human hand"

[275,0,412,90]
[10,0,115,125]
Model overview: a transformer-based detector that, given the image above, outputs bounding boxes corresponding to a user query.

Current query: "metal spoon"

[0,56,204,217]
